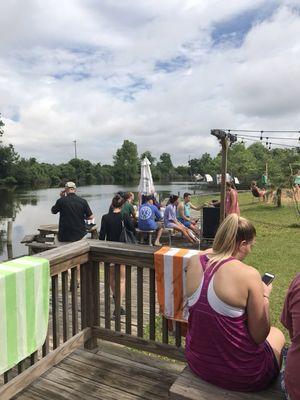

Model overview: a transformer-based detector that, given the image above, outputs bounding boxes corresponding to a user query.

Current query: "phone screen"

[262,273,275,285]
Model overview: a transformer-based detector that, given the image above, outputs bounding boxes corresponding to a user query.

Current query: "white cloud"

[0,0,299,165]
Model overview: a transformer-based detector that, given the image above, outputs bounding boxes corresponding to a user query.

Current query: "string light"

[224,129,300,142]
[236,135,297,149]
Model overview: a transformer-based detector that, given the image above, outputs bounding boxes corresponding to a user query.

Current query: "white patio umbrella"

[138,157,155,196]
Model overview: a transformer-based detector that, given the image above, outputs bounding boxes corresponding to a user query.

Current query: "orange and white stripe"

[154,247,200,322]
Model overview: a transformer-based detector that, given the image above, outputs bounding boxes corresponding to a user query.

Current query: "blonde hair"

[208,214,256,266]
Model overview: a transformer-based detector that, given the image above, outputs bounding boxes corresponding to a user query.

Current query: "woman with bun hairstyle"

[185,214,285,392]
[164,194,198,244]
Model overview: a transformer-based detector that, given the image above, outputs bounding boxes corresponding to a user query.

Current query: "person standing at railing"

[51,181,94,242]
[99,195,135,316]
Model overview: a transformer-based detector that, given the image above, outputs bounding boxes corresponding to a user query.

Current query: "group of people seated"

[98,191,201,318]
[99,191,201,247]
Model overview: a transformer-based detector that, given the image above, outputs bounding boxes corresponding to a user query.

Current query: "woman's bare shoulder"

[227,259,261,281]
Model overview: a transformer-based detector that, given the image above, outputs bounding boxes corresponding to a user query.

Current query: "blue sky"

[0,0,299,164]
[211,1,280,47]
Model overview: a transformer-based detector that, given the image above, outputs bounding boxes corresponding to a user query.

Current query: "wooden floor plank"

[95,339,185,374]
[13,345,180,400]
[41,367,143,400]
[73,347,177,381]
[65,351,174,398]
[12,388,49,400]
[18,377,97,400]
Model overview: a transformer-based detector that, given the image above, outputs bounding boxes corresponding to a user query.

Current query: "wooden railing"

[0,240,185,400]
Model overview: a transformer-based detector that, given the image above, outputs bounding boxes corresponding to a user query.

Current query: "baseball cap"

[65,181,76,189]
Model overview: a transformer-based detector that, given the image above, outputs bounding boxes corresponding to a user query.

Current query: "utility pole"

[188,155,192,180]
[220,137,229,222]
[211,129,237,223]
[73,140,77,159]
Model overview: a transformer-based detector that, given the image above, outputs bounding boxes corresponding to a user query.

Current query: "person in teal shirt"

[177,192,201,236]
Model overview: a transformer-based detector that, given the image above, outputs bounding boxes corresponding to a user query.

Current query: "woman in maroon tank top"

[185,214,285,392]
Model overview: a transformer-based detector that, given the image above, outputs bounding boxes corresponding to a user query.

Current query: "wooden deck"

[1,242,283,400]
[13,340,185,400]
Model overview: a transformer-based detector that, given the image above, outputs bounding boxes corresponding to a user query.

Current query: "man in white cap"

[51,182,94,242]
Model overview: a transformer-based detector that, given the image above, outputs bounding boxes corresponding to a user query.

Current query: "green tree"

[113,140,139,183]
[175,165,190,179]
[0,114,4,139]
[58,163,77,183]
[189,153,217,176]
[157,152,174,177]
[140,151,156,165]
[0,144,19,180]
[68,158,96,185]
[227,142,257,184]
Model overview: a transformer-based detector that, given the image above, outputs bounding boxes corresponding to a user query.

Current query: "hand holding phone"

[262,273,275,285]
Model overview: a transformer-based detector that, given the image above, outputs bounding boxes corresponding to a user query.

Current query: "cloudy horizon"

[1,0,300,165]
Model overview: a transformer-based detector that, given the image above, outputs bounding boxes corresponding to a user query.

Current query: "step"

[169,366,282,400]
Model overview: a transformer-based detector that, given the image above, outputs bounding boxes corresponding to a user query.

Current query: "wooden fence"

[0,240,185,400]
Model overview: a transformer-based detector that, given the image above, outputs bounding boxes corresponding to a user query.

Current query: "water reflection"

[0,182,213,261]
[0,187,39,260]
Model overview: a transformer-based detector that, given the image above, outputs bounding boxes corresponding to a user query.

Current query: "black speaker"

[202,207,220,239]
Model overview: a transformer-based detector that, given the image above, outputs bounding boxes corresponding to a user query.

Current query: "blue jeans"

[280,347,290,400]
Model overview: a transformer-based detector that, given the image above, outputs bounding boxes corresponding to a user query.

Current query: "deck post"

[80,260,100,349]
[220,136,229,223]
[7,220,13,245]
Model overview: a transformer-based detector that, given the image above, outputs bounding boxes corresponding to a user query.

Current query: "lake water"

[0,182,215,261]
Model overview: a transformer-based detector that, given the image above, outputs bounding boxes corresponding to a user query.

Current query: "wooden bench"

[135,228,156,245]
[169,366,283,400]
[163,228,174,246]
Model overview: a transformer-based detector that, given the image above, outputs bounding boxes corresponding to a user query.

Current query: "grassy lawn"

[194,192,300,341]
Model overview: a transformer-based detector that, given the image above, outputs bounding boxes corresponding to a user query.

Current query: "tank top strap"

[206,256,235,276]
[200,256,235,293]
[200,254,213,273]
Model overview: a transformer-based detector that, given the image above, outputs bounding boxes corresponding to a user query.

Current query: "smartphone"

[262,273,275,285]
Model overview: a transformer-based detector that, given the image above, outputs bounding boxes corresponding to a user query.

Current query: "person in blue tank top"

[177,192,201,236]
[138,195,163,246]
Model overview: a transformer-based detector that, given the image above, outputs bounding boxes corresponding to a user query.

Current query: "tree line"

[0,116,299,188]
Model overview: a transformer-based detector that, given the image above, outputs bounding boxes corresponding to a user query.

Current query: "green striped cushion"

[0,256,49,375]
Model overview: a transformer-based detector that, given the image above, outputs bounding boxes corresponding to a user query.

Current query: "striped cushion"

[154,247,199,322]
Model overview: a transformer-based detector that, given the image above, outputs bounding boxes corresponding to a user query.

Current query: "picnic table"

[21,223,99,255]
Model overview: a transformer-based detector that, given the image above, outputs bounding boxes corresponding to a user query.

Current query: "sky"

[1,0,300,165]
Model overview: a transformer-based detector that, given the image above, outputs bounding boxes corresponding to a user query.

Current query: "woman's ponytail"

[208,214,255,266]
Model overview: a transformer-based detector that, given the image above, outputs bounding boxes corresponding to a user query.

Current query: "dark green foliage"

[113,140,139,183]
[0,114,4,137]
[0,138,298,187]
[0,144,19,179]
[189,152,217,176]
[156,152,176,181]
